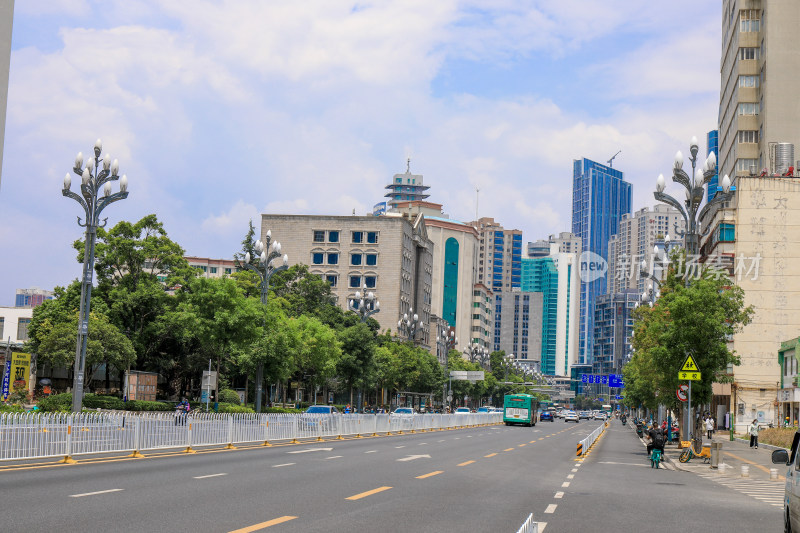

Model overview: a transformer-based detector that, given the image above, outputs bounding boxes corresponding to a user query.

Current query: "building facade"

[471,284,493,350]
[707,129,720,201]
[185,257,237,279]
[527,232,581,258]
[14,288,54,308]
[0,306,33,348]
[592,290,639,378]
[495,289,543,370]
[778,337,800,426]
[521,245,580,377]
[571,158,632,364]
[384,163,431,210]
[260,213,434,347]
[719,1,800,180]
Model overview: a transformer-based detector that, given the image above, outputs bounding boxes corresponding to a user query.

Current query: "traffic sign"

[678,371,701,381]
[677,384,688,402]
[680,355,699,373]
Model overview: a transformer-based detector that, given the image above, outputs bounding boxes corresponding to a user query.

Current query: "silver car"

[564,410,579,423]
[772,431,800,531]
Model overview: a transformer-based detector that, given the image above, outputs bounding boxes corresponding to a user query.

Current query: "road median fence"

[0,411,502,463]
[576,423,605,459]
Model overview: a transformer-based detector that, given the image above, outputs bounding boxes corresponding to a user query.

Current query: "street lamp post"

[349,287,380,323]
[464,343,488,366]
[436,324,456,411]
[62,139,128,413]
[653,136,733,446]
[240,231,288,412]
[397,308,424,344]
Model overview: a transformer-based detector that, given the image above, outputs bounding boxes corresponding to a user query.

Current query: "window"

[738,75,759,88]
[351,253,362,266]
[365,254,377,266]
[0,317,3,338]
[210,267,217,274]
[739,47,759,60]
[312,253,324,265]
[199,266,208,273]
[395,178,401,183]
[736,158,759,173]
[349,275,361,288]
[352,231,363,243]
[328,231,339,243]
[364,275,376,288]
[225,268,232,275]
[313,230,325,243]
[326,275,338,287]
[737,102,759,116]
[740,9,760,32]
[738,130,759,144]
[327,253,339,265]
[17,318,31,341]
[367,232,378,244]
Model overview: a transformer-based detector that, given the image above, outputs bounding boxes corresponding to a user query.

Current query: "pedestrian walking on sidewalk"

[748,419,761,449]
[706,416,715,440]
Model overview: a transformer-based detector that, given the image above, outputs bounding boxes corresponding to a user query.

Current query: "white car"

[564,411,579,423]
[594,412,607,420]
[454,407,471,414]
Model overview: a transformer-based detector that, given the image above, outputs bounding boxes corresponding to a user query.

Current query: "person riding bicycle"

[646,424,664,456]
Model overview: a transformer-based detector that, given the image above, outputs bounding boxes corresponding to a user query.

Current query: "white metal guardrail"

[515,513,539,533]
[576,423,606,458]
[0,411,502,462]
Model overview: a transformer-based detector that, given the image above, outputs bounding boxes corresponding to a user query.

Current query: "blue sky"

[0,1,721,305]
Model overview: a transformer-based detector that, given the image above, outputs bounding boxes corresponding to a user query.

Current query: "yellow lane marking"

[346,486,393,500]
[539,438,544,441]
[485,453,497,457]
[723,451,786,481]
[228,516,297,532]
[518,444,526,447]
[529,440,537,443]
[416,471,443,479]
[458,460,475,466]
[503,448,514,452]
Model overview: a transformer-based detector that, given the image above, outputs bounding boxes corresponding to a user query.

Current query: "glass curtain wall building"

[521,257,557,374]
[571,158,631,365]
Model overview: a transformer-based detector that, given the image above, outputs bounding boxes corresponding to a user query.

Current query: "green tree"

[283,315,342,403]
[270,264,337,319]
[231,219,261,298]
[336,323,378,405]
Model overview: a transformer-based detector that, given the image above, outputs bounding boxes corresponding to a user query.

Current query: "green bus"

[503,394,538,426]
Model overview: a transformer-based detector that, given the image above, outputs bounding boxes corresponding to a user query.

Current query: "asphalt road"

[0,418,784,532]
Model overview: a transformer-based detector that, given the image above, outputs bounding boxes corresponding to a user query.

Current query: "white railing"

[516,513,539,533]
[577,423,606,458]
[0,411,502,462]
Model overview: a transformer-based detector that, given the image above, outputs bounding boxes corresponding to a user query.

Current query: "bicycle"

[678,440,711,463]
[651,448,663,468]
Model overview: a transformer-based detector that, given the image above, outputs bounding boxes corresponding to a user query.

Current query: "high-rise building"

[527,232,581,258]
[571,158,632,364]
[495,289,543,369]
[719,1,800,181]
[391,200,479,353]
[607,205,685,295]
[707,130,720,201]
[14,288,54,308]
[471,284,493,350]
[470,217,523,352]
[260,213,433,347]
[593,289,639,378]
[521,244,580,377]
[384,161,430,210]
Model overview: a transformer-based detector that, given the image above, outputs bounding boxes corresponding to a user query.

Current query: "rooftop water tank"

[776,143,795,175]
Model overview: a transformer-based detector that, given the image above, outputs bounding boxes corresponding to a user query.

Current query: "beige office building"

[260,213,433,347]
[719,0,800,180]
[700,177,800,431]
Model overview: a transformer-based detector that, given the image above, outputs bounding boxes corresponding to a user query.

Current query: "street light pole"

[62,140,128,413]
[653,136,733,446]
[437,324,456,411]
[349,287,380,323]
[240,230,288,412]
[397,308,424,344]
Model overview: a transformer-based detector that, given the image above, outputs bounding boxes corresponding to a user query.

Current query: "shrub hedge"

[218,389,241,405]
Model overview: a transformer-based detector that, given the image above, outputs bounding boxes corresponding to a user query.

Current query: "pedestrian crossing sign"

[678,371,701,381]
[680,355,699,373]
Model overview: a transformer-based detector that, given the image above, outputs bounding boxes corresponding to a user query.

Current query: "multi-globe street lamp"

[62,139,128,413]
[653,136,733,446]
[397,308,424,344]
[349,287,380,323]
[464,343,489,367]
[436,323,457,410]
[240,230,288,412]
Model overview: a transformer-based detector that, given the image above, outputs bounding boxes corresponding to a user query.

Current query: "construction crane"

[607,150,621,168]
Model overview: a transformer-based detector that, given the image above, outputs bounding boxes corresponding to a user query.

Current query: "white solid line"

[395,446,406,448]
[567,474,574,479]
[418,443,428,445]
[365,450,377,454]
[437,440,446,442]
[554,491,564,499]
[326,456,343,459]
[193,473,227,479]
[272,463,295,468]
[561,482,570,488]
[544,504,557,514]
[70,489,124,498]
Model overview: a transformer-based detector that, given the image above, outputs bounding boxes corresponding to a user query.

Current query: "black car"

[540,411,554,422]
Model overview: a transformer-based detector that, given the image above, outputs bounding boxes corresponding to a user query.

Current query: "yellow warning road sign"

[678,371,701,381]
[680,355,699,372]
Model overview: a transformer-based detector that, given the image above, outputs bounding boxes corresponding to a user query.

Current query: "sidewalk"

[662,433,787,481]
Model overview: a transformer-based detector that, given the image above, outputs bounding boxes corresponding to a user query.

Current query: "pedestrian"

[705,416,715,440]
[175,397,190,426]
[748,419,761,448]
[345,404,351,414]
